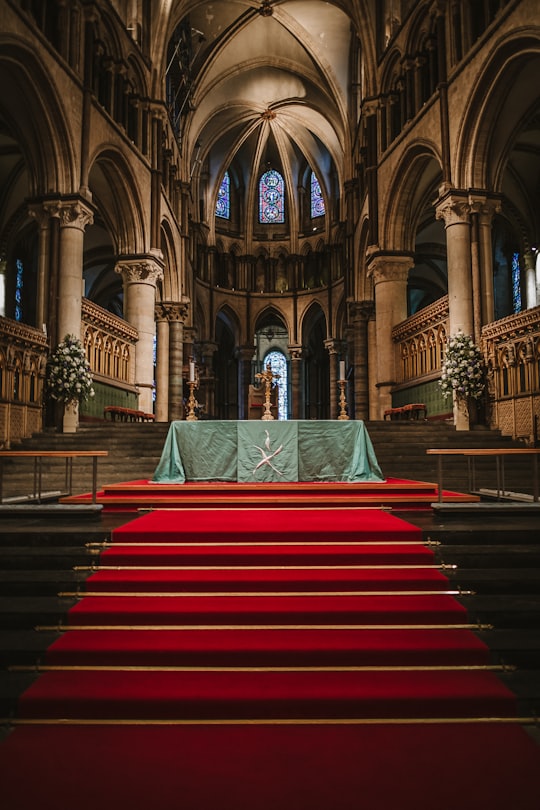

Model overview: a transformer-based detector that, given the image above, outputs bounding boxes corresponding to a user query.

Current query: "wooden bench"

[104,406,155,422]
[426,447,540,503]
[0,450,108,504]
[384,403,427,421]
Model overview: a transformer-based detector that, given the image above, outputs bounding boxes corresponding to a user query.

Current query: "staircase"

[0,420,539,736]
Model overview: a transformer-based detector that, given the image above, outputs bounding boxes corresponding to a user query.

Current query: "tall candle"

[339,360,345,380]
[189,360,195,382]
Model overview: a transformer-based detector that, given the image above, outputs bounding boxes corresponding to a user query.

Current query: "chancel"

[0,2,539,808]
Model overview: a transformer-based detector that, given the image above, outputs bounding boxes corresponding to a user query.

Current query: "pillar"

[324,339,341,419]
[288,346,304,420]
[367,253,412,417]
[236,346,255,420]
[524,250,537,311]
[115,256,164,414]
[158,303,188,421]
[469,193,501,326]
[44,198,94,343]
[435,192,474,336]
[27,203,53,331]
[349,301,373,421]
[154,304,170,422]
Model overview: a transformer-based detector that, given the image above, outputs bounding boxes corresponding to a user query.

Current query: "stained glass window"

[15,258,23,322]
[259,169,285,224]
[216,171,230,219]
[264,350,288,420]
[310,171,325,218]
[512,252,522,314]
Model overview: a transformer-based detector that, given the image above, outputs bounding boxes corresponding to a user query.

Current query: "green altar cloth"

[152,421,384,484]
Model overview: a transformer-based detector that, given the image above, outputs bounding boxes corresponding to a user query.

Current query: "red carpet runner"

[1,507,539,809]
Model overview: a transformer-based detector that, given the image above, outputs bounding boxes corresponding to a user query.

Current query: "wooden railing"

[392,296,449,385]
[0,450,108,504]
[482,305,540,444]
[0,317,48,447]
[426,448,540,503]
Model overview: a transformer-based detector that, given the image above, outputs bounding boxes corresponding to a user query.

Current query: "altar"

[152,420,384,484]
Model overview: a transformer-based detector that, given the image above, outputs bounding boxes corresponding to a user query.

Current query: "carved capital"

[467,193,502,224]
[287,345,304,361]
[115,256,164,286]
[155,301,188,322]
[367,254,414,285]
[435,193,471,227]
[348,300,374,322]
[44,198,94,231]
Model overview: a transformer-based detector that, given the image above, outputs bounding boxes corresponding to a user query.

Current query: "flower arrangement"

[46,334,95,405]
[439,331,485,401]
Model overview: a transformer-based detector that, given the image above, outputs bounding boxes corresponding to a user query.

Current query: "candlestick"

[337,379,349,420]
[189,359,195,383]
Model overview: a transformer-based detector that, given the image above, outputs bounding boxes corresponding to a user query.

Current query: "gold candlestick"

[255,362,280,421]
[185,381,199,421]
[337,378,349,420]
[186,358,199,421]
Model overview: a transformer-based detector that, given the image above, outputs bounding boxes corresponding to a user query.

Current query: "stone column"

[367,253,412,417]
[469,193,501,326]
[198,341,218,419]
[524,250,537,310]
[324,339,341,419]
[115,256,164,414]
[349,301,373,421]
[159,303,188,421]
[288,346,304,420]
[27,203,53,331]
[45,198,94,343]
[154,304,170,422]
[435,193,474,336]
[236,346,255,420]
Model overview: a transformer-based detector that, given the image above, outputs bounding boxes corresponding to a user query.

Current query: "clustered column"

[349,301,373,421]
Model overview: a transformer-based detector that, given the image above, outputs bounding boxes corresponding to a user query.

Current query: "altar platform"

[59,419,479,512]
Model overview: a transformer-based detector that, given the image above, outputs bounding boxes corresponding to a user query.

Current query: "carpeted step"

[83,565,452,594]
[16,667,518,721]
[110,508,422,543]
[65,592,469,627]
[43,626,493,668]
[98,541,435,567]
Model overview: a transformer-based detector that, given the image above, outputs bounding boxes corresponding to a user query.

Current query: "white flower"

[439,332,485,401]
[46,334,95,405]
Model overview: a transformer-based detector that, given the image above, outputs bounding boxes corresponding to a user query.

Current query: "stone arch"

[0,39,77,195]
[381,142,442,252]
[160,217,182,301]
[87,147,147,254]
[457,32,540,192]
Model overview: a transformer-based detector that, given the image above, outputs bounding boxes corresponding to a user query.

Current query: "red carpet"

[1,505,538,809]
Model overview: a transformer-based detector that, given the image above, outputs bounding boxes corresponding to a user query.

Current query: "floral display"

[46,334,95,405]
[439,331,485,401]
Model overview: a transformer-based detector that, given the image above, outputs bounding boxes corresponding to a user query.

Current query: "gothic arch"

[381,142,442,251]
[87,148,147,253]
[0,40,77,194]
[457,32,540,191]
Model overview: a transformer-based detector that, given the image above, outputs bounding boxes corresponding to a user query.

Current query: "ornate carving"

[43,198,94,230]
[155,301,189,322]
[435,193,471,227]
[392,296,449,341]
[115,257,164,285]
[82,299,138,340]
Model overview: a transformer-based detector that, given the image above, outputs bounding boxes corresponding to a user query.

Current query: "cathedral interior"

[0,0,539,441]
